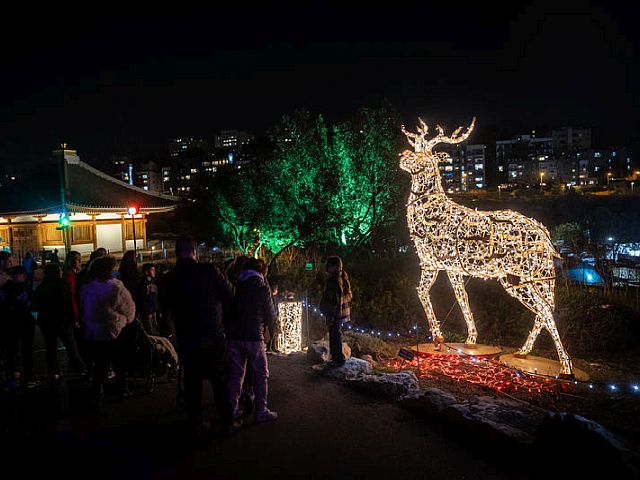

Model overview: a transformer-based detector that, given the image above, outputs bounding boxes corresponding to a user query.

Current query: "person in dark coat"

[2,266,37,386]
[227,257,278,424]
[319,256,353,367]
[35,262,86,379]
[136,263,159,335]
[158,236,235,439]
[118,250,140,298]
[0,251,13,381]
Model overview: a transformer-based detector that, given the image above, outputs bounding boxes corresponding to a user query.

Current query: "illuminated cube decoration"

[276,301,303,354]
[400,117,573,376]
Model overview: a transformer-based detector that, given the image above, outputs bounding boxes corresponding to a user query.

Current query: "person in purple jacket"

[227,257,279,426]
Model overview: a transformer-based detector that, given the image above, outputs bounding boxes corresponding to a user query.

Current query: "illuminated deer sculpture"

[400,117,573,376]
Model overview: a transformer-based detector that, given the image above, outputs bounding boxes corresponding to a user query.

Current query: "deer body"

[401,118,573,375]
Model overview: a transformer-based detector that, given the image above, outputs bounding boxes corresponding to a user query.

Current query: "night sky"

[1,2,639,168]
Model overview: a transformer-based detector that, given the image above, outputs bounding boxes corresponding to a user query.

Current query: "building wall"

[0,213,147,260]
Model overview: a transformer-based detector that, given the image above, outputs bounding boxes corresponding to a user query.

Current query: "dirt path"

[7,352,535,479]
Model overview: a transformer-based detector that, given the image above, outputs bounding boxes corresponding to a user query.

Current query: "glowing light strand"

[400,117,573,376]
[386,354,556,394]
[303,302,639,394]
[275,301,303,354]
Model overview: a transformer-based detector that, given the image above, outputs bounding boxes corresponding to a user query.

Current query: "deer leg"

[498,280,546,355]
[447,271,477,346]
[542,311,573,376]
[517,317,544,357]
[417,269,443,349]
[499,279,573,376]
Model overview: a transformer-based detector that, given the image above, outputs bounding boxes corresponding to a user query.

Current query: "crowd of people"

[0,240,353,442]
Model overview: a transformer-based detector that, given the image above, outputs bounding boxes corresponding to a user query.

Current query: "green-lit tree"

[209,167,261,255]
[207,106,405,261]
[332,106,402,247]
[260,110,336,256]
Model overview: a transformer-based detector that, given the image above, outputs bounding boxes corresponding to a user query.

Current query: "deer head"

[400,117,476,173]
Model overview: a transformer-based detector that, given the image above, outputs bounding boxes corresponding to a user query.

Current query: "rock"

[359,354,378,367]
[466,396,544,435]
[306,342,329,363]
[400,389,534,445]
[536,412,640,476]
[318,357,372,380]
[351,371,419,399]
[306,341,351,364]
[399,387,457,414]
[441,403,534,445]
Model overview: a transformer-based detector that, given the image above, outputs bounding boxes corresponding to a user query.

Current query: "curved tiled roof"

[0,152,179,216]
[65,158,178,211]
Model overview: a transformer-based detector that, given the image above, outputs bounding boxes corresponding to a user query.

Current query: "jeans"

[41,323,86,375]
[328,317,346,363]
[86,336,128,406]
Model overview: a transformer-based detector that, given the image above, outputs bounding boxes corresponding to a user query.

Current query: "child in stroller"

[122,319,179,393]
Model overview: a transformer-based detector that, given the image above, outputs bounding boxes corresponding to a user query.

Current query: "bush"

[343,332,398,359]
[556,286,640,355]
[272,248,640,357]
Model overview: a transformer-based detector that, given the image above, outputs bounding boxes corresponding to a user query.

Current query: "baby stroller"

[124,320,179,393]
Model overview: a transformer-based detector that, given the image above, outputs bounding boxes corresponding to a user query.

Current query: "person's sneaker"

[255,409,278,423]
[106,370,116,380]
[24,380,40,389]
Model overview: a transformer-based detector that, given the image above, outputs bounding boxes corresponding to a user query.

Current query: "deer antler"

[403,117,476,152]
[401,118,431,151]
[428,117,476,148]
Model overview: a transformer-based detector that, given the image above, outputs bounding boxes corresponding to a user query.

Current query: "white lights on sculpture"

[276,301,303,354]
[400,117,573,376]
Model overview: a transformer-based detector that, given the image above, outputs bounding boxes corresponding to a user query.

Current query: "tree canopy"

[207,106,403,258]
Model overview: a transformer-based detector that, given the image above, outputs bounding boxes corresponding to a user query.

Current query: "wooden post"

[91,214,98,251]
[120,214,127,253]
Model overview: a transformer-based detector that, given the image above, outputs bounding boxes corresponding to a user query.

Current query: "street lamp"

[607,172,613,188]
[128,206,138,257]
[539,171,544,188]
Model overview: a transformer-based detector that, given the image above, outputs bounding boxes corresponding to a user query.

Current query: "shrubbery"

[274,251,640,358]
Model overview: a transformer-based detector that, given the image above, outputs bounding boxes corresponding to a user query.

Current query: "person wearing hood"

[319,256,353,367]
[227,257,278,425]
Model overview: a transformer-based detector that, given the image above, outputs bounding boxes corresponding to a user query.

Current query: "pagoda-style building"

[0,146,179,259]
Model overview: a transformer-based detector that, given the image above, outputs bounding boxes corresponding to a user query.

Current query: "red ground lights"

[386,352,557,394]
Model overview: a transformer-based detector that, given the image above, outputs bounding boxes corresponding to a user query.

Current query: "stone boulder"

[351,371,419,399]
[400,389,535,445]
[399,388,457,415]
[306,340,351,364]
[535,412,640,476]
[359,354,378,367]
[315,357,372,380]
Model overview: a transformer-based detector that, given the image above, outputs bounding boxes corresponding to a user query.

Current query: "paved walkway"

[3,352,535,479]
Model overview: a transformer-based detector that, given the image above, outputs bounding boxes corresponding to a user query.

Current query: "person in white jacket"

[80,255,135,409]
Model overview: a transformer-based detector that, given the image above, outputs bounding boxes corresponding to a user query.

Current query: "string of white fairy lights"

[400,117,573,376]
